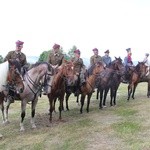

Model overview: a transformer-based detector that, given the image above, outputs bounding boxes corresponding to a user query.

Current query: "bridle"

[25,71,53,100]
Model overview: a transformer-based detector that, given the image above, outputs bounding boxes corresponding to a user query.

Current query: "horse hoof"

[3,120,10,125]
[0,134,3,139]
[32,124,36,129]
[20,127,25,132]
[103,105,107,108]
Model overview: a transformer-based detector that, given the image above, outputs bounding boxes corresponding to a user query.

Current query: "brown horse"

[97,57,125,109]
[127,62,148,100]
[79,62,104,113]
[0,60,24,123]
[48,61,76,122]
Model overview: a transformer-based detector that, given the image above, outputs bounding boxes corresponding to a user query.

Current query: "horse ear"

[115,56,117,60]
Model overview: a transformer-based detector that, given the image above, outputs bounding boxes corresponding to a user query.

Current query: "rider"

[90,48,103,66]
[4,40,27,69]
[71,49,86,96]
[143,53,150,76]
[123,48,133,83]
[47,43,64,66]
[102,49,112,67]
[3,40,28,102]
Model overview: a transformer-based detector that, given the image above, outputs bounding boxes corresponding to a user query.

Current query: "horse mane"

[88,62,104,76]
[9,60,22,73]
[29,62,52,72]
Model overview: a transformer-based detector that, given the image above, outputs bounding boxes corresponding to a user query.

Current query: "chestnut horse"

[0,60,24,123]
[48,61,76,122]
[127,62,147,100]
[79,62,104,113]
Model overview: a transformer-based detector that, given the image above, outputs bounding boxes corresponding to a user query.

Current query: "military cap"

[16,40,24,46]
[74,49,80,54]
[146,53,149,57]
[93,48,98,51]
[126,48,131,52]
[53,43,60,49]
[104,50,110,53]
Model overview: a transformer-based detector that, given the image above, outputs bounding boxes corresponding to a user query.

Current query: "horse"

[127,62,148,100]
[4,62,54,131]
[65,62,104,112]
[97,57,125,109]
[0,60,24,123]
[47,61,76,123]
[79,62,104,113]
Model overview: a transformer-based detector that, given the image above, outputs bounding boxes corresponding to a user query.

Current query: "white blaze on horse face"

[0,61,9,92]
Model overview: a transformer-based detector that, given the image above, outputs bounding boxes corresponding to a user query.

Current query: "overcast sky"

[0,0,150,62]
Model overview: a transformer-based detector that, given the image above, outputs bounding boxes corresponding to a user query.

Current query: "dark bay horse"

[0,60,24,123]
[47,61,76,123]
[127,62,148,100]
[97,57,125,109]
[4,62,54,131]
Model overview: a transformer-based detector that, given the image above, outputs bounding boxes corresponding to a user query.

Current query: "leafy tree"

[68,45,77,59]
[38,50,51,62]
[0,55,3,64]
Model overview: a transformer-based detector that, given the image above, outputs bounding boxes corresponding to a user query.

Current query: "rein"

[25,72,49,101]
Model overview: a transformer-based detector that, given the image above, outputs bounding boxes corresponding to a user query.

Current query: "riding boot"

[8,89,15,103]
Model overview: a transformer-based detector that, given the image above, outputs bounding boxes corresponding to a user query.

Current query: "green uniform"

[71,57,86,86]
[48,52,64,66]
[71,57,85,73]
[90,55,102,66]
[4,50,27,67]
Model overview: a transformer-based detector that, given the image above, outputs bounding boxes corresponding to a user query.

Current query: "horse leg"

[147,81,150,98]
[99,90,103,109]
[113,90,117,106]
[58,97,64,120]
[86,93,92,113]
[96,88,99,100]
[103,88,109,107]
[5,100,11,123]
[80,94,85,114]
[0,93,6,123]
[30,98,38,129]
[48,96,54,123]
[54,98,57,113]
[0,100,5,123]
[65,93,71,111]
[127,84,132,101]
[110,88,113,106]
[132,83,138,99]
[20,100,27,131]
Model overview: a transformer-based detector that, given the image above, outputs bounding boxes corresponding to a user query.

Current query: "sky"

[0,0,150,62]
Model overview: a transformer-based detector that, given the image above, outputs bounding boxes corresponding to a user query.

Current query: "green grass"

[0,83,150,149]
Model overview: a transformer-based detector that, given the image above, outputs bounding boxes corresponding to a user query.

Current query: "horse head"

[136,62,147,78]
[38,62,56,95]
[60,61,77,86]
[94,61,104,74]
[7,60,24,93]
[112,57,125,75]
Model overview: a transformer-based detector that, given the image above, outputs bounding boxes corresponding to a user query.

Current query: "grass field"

[0,83,150,150]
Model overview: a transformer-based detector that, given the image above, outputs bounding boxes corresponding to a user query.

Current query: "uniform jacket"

[48,52,64,66]
[71,57,85,73]
[102,55,112,67]
[4,50,27,67]
[90,55,102,66]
